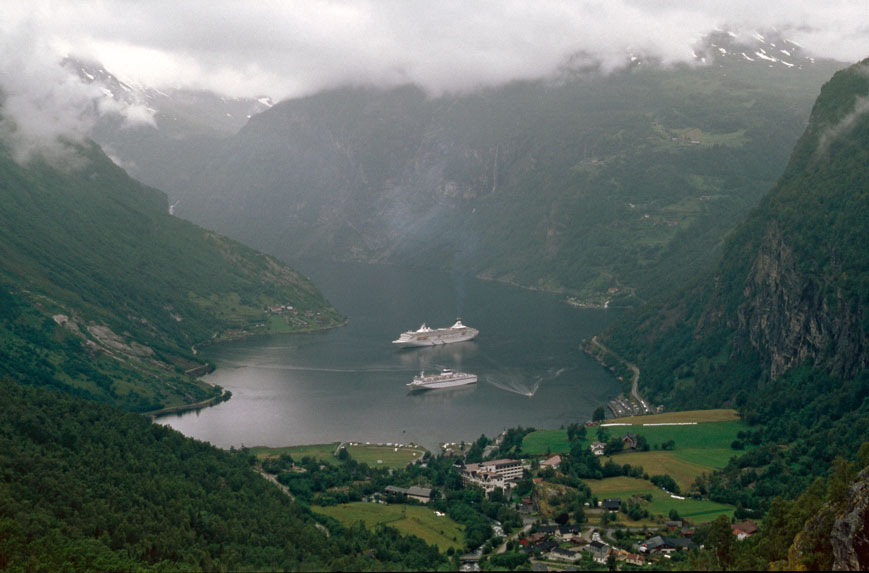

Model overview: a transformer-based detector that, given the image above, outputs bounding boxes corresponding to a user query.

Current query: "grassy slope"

[586,477,734,524]
[313,503,465,553]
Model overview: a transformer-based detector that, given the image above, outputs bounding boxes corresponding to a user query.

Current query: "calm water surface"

[158,262,621,450]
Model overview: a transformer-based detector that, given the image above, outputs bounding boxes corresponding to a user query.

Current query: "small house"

[602,498,621,511]
[584,540,611,564]
[732,521,759,540]
[548,547,581,562]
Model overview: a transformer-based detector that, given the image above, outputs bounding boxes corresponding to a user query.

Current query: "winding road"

[589,336,649,414]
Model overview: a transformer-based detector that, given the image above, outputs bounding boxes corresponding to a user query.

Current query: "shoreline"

[149,317,348,419]
[147,387,232,419]
[473,272,636,309]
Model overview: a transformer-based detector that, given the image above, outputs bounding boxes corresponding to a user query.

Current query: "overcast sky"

[1,0,868,162]
[6,0,869,98]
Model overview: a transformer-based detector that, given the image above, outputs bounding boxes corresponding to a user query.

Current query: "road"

[590,336,649,414]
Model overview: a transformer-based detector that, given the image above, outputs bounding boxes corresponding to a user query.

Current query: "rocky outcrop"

[831,468,869,570]
[736,222,868,380]
[788,467,869,571]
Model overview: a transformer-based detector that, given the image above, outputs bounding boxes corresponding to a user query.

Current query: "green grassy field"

[608,451,719,491]
[345,444,427,468]
[249,442,427,469]
[601,419,747,489]
[313,503,464,552]
[522,429,572,455]
[608,408,739,424]
[586,476,734,525]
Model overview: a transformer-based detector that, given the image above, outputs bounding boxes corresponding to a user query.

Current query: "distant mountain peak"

[694,28,819,69]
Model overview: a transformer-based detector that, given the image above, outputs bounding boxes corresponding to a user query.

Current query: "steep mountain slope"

[599,58,869,508]
[156,37,842,305]
[0,129,342,411]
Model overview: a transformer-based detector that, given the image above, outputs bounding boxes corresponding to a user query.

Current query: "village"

[254,407,755,571]
[444,425,757,571]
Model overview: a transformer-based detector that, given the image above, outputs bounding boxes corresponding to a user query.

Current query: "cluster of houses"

[518,526,647,566]
[390,432,762,569]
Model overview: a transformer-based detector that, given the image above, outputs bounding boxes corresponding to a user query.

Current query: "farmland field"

[313,502,465,552]
[601,418,748,489]
[608,409,739,425]
[585,477,734,525]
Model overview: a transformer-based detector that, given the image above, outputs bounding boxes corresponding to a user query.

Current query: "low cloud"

[13,1,869,99]
[816,93,869,159]
[1,1,868,161]
[0,15,154,164]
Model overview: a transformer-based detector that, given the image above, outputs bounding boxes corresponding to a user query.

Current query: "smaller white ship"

[407,368,477,391]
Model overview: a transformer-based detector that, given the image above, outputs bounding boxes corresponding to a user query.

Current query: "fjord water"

[158,262,621,451]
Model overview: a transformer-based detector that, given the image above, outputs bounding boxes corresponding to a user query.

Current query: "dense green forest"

[599,59,869,514]
[0,134,342,411]
[0,380,446,571]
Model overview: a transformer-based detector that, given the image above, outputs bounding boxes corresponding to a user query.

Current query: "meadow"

[523,410,747,525]
[522,429,573,455]
[313,502,465,552]
[586,477,734,525]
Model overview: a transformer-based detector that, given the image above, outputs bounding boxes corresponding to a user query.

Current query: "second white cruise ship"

[392,318,479,348]
[407,368,477,390]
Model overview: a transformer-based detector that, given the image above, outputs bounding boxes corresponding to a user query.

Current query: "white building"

[461,458,528,493]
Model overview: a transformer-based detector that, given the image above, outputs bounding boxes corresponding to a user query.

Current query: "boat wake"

[483,366,570,397]
[484,371,542,397]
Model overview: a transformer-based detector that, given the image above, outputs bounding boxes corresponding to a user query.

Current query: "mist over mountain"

[107,34,844,305]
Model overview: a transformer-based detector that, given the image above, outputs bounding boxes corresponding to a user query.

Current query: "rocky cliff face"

[736,221,868,380]
[831,468,869,570]
[788,467,869,570]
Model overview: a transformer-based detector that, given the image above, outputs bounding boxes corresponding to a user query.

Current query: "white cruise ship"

[407,368,477,391]
[392,318,479,348]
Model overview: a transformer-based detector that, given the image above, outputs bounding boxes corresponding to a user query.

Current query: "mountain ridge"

[140,45,844,306]
[0,128,343,411]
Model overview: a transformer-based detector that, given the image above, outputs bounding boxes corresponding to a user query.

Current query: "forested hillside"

[0,130,342,411]
[599,58,869,512]
[159,42,842,305]
[0,381,443,571]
